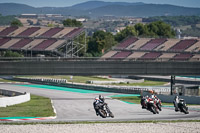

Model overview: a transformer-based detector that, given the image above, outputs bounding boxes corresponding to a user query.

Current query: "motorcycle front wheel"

[98,109,107,118]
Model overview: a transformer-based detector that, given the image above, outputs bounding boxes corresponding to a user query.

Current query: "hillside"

[0,1,200,18]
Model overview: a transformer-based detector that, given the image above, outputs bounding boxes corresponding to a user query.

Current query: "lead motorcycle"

[96,103,114,118]
[141,96,159,114]
[147,97,159,114]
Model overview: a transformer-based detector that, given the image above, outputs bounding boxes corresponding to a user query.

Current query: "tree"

[87,31,117,57]
[2,50,23,57]
[10,19,23,27]
[115,26,137,42]
[63,19,83,27]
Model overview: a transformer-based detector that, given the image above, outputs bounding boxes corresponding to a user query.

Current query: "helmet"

[95,97,99,100]
[149,90,154,94]
[99,95,105,102]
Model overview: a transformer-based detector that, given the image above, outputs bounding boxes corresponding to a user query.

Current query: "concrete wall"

[0,60,200,75]
[0,89,30,107]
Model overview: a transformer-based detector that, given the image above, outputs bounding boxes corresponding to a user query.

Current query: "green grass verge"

[110,80,167,86]
[17,75,113,83]
[112,96,142,104]
[0,78,17,83]
[16,76,167,86]
[0,95,55,117]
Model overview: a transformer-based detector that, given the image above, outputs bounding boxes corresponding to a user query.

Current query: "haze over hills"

[0,1,200,17]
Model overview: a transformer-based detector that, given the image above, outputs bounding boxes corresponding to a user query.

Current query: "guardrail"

[0,57,199,62]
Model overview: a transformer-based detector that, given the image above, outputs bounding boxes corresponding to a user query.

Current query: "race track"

[0,83,200,122]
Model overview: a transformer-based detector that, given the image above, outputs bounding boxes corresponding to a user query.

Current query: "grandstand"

[102,36,200,61]
[0,26,85,57]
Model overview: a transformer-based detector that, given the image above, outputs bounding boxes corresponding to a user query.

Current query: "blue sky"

[0,0,199,8]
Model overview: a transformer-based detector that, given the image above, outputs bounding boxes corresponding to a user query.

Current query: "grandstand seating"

[64,28,83,38]
[112,51,132,58]
[17,27,40,37]
[173,53,193,60]
[0,38,11,46]
[158,53,177,61]
[116,37,138,49]
[40,28,64,37]
[21,39,45,50]
[32,39,57,50]
[155,39,180,51]
[10,39,33,50]
[0,27,6,32]
[140,52,162,60]
[29,28,50,37]
[10,27,28,36]
[0,39,21,49]
[140,38,167,50]
[169,39,198,51]
[130,38,151,50]
[101,51,118,58]
[190,54,200,61]
[0,27,18,36]
[185,40,200,52]
[53,28,74,38]
[127,52,146,59]
[45,40,66,51]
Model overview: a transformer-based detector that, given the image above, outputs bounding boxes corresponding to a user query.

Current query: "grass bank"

[0,95,55,117]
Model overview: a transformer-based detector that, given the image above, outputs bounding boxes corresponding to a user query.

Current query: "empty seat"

[10,39,32,50]
[169,39,198,51]
[32,39,57,50]
[0,38,11,47]
[0,39,21,49]
[112,51,132,58]
[140,52,162,60]
[116,37,138,49]
[101,51,118,58]
[40,28,63,37]
[0,27,18,36]
[17,27,40,36]
[64,28,83,38]
[130,38,151,50]
[173,53,193,60]
[155,39,180,51]
[140,38,167,50]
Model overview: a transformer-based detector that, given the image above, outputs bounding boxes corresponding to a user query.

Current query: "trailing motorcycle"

[96,103,114,118]
[173,96,189,114]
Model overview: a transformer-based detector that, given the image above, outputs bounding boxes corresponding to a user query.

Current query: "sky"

[0,0,200,8]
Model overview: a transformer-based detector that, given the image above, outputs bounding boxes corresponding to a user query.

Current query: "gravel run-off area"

[1,122,200,133]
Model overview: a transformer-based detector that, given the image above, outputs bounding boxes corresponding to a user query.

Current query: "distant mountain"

[87,4,200,17]
[70,1,144,10]
[0,1,200,18]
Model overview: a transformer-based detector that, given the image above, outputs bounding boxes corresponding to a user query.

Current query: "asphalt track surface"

[0,83,200,122]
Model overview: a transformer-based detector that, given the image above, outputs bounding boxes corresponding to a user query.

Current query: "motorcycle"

[141,96,159,114]
[177,99,189,114]
[96,103,114,118]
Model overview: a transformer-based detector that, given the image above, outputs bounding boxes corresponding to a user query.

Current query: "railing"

[0,57,200,62]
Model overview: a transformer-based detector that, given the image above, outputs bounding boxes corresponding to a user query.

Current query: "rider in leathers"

[173,96,180,111]
[93,95,105,116]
